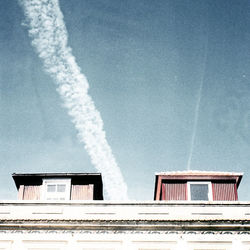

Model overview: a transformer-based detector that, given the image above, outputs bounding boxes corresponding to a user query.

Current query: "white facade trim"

[0,201,249,249]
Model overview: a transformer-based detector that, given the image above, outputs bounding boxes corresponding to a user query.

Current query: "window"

[41,179,71,201]
[187,182,212,201]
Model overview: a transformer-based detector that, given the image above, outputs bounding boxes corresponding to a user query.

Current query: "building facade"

[0,171,249,250]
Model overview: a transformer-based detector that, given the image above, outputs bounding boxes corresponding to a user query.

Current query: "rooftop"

[155,170,243,186]
[12,172,103,189]
[155,170,244,176]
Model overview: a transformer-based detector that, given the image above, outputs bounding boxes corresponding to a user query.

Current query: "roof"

[156,170,243,177]
[155,171,243,185]
[12,172,102,178]
[12,172,102,186]
[12,173,103,189]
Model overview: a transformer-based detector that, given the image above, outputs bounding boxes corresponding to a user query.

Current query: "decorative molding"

[0,230,249,235]
[1,219,250,223]
[0,219,250,233]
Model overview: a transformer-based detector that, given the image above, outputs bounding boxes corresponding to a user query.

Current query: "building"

[0,171,250,250]
[154,171,242,201]
[12,173,103,201]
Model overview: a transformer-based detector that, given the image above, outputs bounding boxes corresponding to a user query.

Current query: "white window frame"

[187,181,212,201]
[41,178,71,201]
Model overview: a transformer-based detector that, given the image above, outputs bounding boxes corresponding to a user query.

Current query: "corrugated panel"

[212,182,237,201]
[71,184,94,200]
[162,183,187,200]
[18,185,24,200]
[23,185,41,200]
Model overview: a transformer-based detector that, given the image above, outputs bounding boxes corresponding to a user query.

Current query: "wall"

[0,201,249,249]
[1,232,250,250]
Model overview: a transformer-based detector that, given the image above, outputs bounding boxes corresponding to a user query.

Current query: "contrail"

[187,37,208,171]
[186,75,203,171]
[19,0,128,200]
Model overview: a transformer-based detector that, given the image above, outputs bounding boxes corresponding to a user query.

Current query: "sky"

[1,0,250,201]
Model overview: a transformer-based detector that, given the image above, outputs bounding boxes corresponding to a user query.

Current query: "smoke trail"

[186,37,208,171]
[19,0,128,200]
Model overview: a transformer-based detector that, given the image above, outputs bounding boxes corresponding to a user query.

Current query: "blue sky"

[1,0,250,200]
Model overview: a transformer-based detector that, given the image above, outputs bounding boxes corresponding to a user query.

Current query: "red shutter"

[212,182,237,201]
[71,184,94,200]
[18,185,24,200]
[162,183,187,200]
[23,185,41,200]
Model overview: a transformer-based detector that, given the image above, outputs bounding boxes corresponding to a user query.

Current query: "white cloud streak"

[19,0,128,200]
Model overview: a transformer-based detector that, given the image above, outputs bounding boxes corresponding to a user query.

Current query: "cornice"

[0,229,250,235]
[0,219,250,232]
[1,200,250,206]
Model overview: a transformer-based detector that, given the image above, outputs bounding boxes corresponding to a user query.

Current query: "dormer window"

[42,179,71,201]
[154,171,242,201]
[188,182,212,201]
[13,173,103,201]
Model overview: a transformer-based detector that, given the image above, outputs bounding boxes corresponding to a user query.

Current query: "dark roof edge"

[12,173,102,177]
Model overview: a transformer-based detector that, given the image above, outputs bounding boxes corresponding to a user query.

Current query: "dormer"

[154,171,243,201]
[12,173,103,201]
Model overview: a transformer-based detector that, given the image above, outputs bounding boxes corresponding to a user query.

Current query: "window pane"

[57,184,66,192]
[190,184,208,200]
[47,184,56,192]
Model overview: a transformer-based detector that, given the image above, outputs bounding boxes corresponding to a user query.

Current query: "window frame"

[187,181,213,201]
[41,178,71,201]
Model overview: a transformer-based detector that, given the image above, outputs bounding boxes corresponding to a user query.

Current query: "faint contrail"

[187,37,208,171]
[186,76,203,171]
[19,0,128,200]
